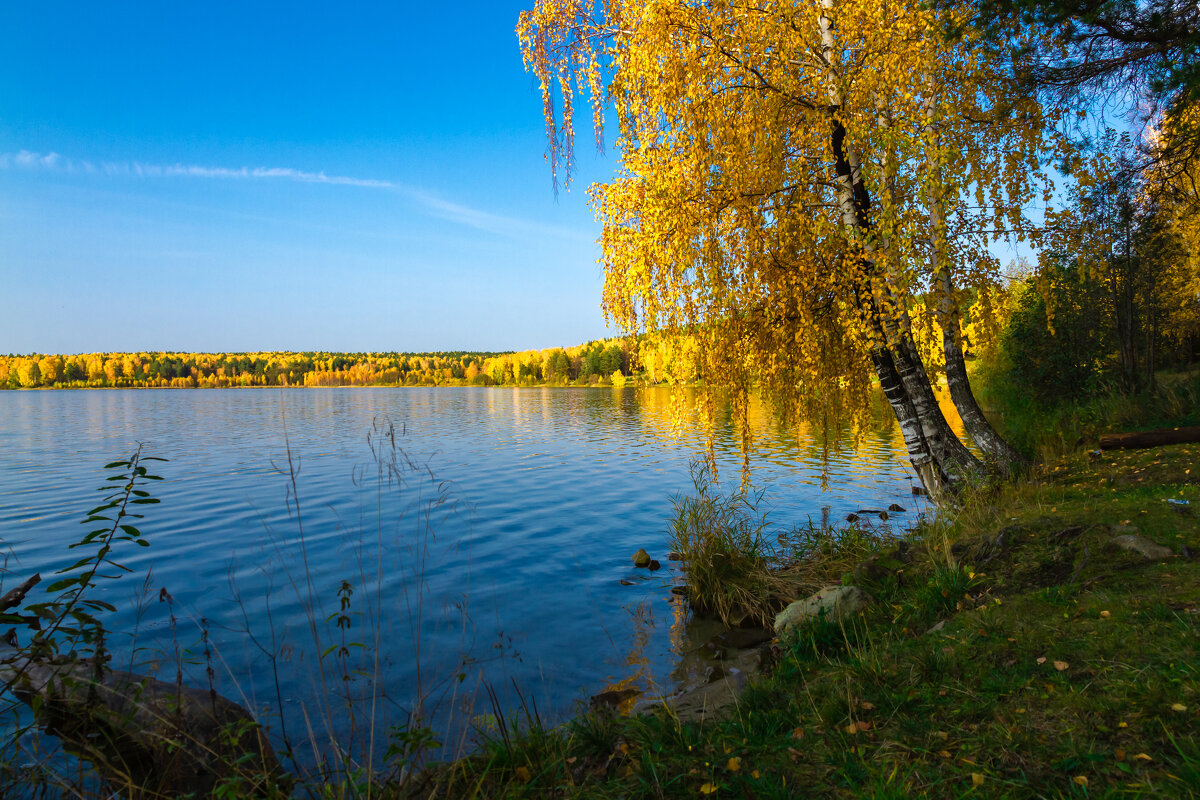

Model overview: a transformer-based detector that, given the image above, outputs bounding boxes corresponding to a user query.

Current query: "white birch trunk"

[818,0,977,499]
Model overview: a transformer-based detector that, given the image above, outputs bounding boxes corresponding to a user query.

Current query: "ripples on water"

[0,387,930,763]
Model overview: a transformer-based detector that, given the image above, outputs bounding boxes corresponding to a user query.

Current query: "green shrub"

[987,265,1112,410]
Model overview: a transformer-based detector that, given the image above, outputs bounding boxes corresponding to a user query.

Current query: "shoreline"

[408,442,1200,798]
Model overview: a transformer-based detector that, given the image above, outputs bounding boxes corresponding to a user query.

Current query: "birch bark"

[820,0,980,498]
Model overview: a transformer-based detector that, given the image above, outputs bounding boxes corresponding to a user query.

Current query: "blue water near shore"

[0,386,923,761]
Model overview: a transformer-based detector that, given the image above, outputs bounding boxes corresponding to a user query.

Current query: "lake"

[0,386,927,767]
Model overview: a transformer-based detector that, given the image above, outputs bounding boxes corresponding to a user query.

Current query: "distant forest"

[0,336,704,389]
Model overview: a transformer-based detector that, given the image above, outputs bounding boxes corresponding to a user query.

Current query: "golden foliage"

[0,340,670,390]
[520,0,1057,448]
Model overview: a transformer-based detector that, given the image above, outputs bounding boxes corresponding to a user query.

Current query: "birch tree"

[520,0,1056,500]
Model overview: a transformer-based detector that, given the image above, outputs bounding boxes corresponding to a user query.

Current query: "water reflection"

[0,386,955,764]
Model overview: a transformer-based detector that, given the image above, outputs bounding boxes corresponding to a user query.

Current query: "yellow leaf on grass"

[938,750,952,758]
[971,773,985,786]
[699,783,719,795]
[1073,775,1088,787]
[727,757,741,772]
[1171,703,1188,712]
[515,766,532,782]
[1134,753,1153,761]
[751,770,760,779]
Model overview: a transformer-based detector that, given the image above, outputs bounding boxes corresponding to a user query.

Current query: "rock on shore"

[774,585,872,638]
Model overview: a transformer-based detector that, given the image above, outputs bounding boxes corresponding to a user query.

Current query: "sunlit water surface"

[0,387,932,764]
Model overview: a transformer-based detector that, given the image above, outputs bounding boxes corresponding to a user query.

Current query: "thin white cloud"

[0,149,392,188]
[1,150,63,169]
[1,149,591,241]
[403,188,590,241]
[410,191,530,235]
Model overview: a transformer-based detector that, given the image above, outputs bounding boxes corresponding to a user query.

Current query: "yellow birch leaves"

[520,0,1054,437]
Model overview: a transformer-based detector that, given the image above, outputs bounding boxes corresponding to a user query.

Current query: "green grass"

[415,442,1200,798]
[976,367,1200,462]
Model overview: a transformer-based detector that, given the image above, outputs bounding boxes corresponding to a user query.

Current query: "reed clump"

[775,520,902,596]
[669,464,903,627]
[667,464,781,626]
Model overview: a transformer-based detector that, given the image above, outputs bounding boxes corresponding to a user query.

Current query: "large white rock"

[1110,534,1174,560]
[774,585,872,637]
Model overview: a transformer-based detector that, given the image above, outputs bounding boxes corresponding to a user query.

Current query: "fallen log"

[1,650,288,797]
[0,573,41,612]
[1098,425,1200,450]
[1,569,286,796]
[0,573,43,635]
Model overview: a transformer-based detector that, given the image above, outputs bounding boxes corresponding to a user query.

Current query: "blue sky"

[1,1,617,354]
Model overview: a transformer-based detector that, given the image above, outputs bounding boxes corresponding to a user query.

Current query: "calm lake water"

[0,387,926,763]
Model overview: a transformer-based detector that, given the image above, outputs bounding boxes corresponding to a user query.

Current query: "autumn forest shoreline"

[0,340,660,390]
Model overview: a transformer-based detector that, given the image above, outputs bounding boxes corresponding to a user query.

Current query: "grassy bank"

[412,442,1200,798]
